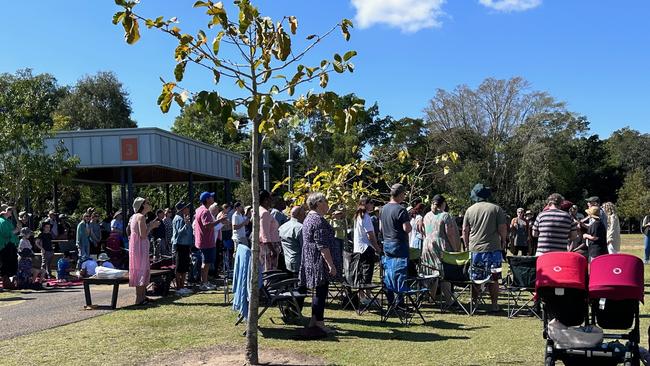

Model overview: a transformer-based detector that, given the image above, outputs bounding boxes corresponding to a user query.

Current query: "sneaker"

[200,283,216,291]
[177,288,193,296]
[645,260,649,265]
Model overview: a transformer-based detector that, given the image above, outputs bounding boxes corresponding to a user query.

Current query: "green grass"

[1,234,649,366]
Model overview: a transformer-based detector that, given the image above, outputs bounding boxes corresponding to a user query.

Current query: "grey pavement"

[0,284,136,340]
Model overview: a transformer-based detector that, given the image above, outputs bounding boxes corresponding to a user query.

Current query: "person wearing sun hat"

[462,183,508,312]
[129,197,160,305]
[583,206,607,261]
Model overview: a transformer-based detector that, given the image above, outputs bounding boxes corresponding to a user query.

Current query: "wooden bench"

[82,269,174,309]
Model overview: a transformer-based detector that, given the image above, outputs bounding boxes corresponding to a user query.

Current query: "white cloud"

[478,0,542,12]
[351,0,446,33]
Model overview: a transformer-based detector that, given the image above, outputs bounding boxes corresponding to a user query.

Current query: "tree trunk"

[245,115,261,365]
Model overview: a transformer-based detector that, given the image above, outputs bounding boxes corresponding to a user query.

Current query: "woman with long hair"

[602,202,620,254]
[353,197,381,305]
[129,197,160,305]
[420,194,461,302]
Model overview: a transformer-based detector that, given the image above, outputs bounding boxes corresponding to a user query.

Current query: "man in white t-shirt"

[232,202,250,247]
[353,198,381,304]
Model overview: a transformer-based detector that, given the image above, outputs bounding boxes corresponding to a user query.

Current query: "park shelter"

[44,128,243,220]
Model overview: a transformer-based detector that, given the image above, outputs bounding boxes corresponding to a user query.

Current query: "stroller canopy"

[536,252,587,291]
[589,254,644,302]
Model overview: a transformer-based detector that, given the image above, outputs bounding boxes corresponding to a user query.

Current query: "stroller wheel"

[544,356,555,366]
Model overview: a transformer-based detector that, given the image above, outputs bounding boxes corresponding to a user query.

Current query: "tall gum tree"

[112,1,362,364]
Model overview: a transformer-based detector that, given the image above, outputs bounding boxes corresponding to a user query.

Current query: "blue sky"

[2,0,649,138]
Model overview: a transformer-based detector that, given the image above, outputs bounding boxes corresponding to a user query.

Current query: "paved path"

[0,284,136,340]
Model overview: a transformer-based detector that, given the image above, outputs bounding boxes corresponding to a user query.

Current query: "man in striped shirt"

[532,193,578,256]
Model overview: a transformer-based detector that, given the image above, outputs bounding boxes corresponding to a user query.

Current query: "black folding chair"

[505,256,539,319]
[258,278,307,324]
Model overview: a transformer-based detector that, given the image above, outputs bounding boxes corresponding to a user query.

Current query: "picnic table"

[82,269,174,309]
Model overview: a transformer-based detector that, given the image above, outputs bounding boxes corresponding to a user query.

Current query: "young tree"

[617,169,650,221]
[112,1,360,363]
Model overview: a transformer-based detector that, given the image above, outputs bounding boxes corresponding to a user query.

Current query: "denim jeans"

[644,234,650,262]
[77,241,90,268]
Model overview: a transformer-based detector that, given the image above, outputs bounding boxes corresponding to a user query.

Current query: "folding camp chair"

[380,256,429,325]
[258,277,307,323]
[505,256,539,319]
[440,251,473,315]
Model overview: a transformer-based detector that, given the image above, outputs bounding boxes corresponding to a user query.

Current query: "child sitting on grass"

[57,251,77,282]
[16,248,43,289]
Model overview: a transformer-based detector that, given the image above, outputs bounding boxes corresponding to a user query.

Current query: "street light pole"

[262,148,271,192]
[286,142,294,192]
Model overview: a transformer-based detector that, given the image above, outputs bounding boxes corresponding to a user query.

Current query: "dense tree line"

[2,70,648,224]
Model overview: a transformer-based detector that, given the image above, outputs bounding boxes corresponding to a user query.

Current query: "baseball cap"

[199,192,215,203]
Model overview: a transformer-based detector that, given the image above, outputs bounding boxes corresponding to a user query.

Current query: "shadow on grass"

[0,296,36,302]
[259,325,470,343]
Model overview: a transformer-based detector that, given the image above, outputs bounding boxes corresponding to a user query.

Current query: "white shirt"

[353,213,375,253]
[232,211,248,241]
[409,215,423,248]
[19,238,32,251]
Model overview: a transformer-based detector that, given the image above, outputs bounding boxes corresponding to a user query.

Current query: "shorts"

[175,245,191,274]
[200,247,217,266]
[0,244,18,277]
[469,250,503,281]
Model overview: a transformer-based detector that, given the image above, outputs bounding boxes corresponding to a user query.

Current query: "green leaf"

[123,13,141,44]
[212,31,224,55]
[333,53,342,62]
[319,73,328,88]
[236,79,246,89]
[333,61,344,73]
[270,85,280,94]
[174,61,187,82]
[343,50,357,61]
[347,63,355,73]
[112,12,125,25]
[247,98,259,119]
[306,34,317,40]
[213,70,221,84]
[114,0,127,6]
[193,0,209,7]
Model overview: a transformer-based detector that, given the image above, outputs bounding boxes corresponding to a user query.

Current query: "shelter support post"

[188,172,194,216]
[120,168,127,238]
[105,184,112,215]
[224,179,232,203]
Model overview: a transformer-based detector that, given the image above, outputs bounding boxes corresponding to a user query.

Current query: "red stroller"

[536,252,589,366]
[587,254,644,366]
[538,252,644,366]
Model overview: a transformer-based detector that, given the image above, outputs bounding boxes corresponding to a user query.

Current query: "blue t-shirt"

[57,258,70,279]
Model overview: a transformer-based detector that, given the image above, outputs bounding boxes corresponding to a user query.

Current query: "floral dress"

[299,211,342,289]
[420,210,459,277]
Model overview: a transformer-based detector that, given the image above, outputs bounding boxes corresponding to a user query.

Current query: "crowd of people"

[2,182,650,333]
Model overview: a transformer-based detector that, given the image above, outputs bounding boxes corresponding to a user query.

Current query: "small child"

[97,252,114,269]
[57,251,76,282]
[18,227,33,251]
[80,257,98,277]
[16,248,42,289]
